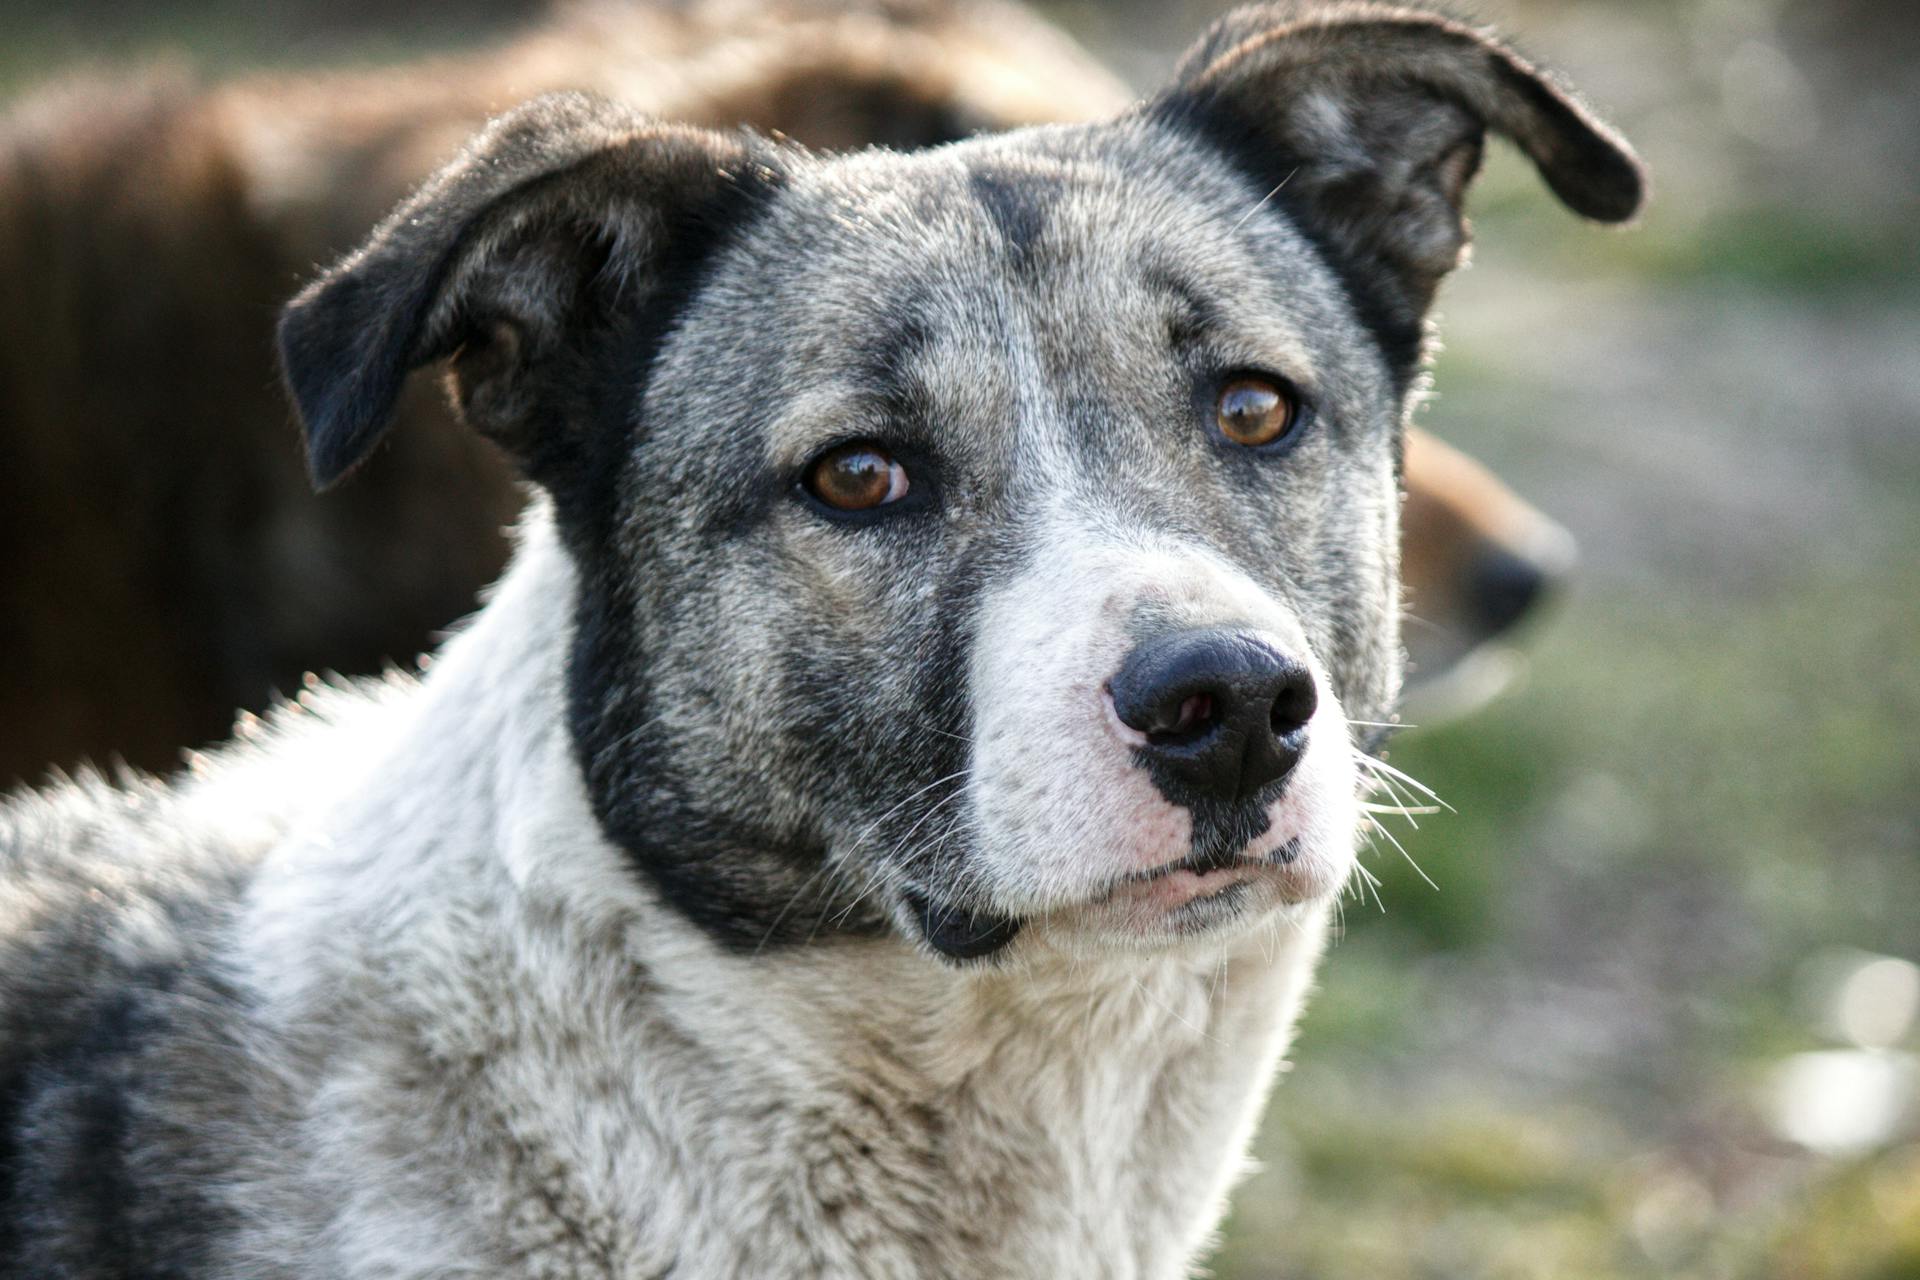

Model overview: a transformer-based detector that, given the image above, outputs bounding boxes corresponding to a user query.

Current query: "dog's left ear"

[1152,2,1645,369]
[279,93,778,494]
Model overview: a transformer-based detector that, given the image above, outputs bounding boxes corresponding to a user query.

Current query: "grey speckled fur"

[0,5,1642,1276]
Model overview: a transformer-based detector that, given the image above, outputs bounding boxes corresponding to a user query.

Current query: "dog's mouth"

[1093,838,1302,918]
[1117,837,1302,886]
[902,837,1306,961]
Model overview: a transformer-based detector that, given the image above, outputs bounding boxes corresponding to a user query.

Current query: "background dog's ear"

[1152,2,1645,370]
[278,93,775,493]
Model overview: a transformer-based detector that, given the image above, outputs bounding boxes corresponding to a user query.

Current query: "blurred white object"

[1768,1049,1917,1155]
[1836,956,1920,1049]
[1796,948,1920,1049]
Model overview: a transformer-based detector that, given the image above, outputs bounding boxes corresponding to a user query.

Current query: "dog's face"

[279,3,1641,962]
[611,132,1405,956]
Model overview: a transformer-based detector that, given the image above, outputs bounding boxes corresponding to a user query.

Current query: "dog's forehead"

[765,130,1316,336]
[671,126,1379,442]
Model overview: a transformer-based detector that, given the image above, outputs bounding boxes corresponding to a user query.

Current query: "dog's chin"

[901,836,1351,963]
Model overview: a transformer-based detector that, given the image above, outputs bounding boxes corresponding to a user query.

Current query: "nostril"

[1146,692,1216,745]
[1269,674,1317,736]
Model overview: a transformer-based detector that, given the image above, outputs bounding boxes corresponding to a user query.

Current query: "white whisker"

[1355,753,1453,811]
[1347,857,1386,912]
[1359,768,1429,828]
[1365,816,1438,892]
[1231,167,1299,232]
[844,769,970,855]
[1359,800,1441,817]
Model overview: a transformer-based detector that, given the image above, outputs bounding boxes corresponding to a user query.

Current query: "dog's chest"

[296,918,1325,1280]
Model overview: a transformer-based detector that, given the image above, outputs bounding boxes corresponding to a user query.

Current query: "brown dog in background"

[1399,428,1575,718]
[0,0,1567,786]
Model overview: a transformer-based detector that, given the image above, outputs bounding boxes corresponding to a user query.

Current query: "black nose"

[1466,546,1554,637]
[1108,628,1317,803]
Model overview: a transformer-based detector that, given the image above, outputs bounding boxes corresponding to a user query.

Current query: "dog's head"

[278,2,1641,962]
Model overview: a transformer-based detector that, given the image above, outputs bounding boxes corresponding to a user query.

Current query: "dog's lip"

[1092,838,1302,912]
[1119,838,1302,887]
[906,841,1309,951]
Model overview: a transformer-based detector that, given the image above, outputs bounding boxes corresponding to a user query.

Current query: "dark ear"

[1151,2,1645,369]
[278,92,777,492]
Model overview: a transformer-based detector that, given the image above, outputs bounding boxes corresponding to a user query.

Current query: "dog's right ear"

[278,93,777,492]
[1150,3,1644,374]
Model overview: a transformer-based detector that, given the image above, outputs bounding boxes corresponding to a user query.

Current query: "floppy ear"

[278,92,778,493]
[1151,2,1645,370]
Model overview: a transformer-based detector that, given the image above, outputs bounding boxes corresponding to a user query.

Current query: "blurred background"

[3,0,1916,1274]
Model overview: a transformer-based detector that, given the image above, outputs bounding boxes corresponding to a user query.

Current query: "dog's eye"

[805,442,910,512]
[1215,376,1298,448]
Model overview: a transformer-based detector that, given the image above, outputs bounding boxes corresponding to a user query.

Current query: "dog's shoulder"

[0,685,395,1277]
[1,769,241,1018]
[0,679,404,1068]
[0,771,264,1274]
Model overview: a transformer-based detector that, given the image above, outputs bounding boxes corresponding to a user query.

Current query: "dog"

[0,0,1132,786]
[0,4,1642,1273]
[0,0,1566,787]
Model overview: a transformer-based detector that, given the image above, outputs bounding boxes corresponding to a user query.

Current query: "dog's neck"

[226,509,1330,1279]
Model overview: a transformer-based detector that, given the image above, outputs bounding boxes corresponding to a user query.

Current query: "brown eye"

[805,442,910,512]
[1215,375,1298,448]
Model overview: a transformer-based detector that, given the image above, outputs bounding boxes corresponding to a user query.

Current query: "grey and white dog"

[0,4,1642,1275]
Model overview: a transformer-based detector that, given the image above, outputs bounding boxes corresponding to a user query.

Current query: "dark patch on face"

[967,164,1053,274]
[1141,259,1229,350]
[559,173,885,952]
[574,580,848,954]
[565,238,1003,953]
[570,571,884,953]
[1187,794,1277,867]
[764,541,991,942]
[1119,759,1282,869]
[545,172,787,556]
[847,287,939,423]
